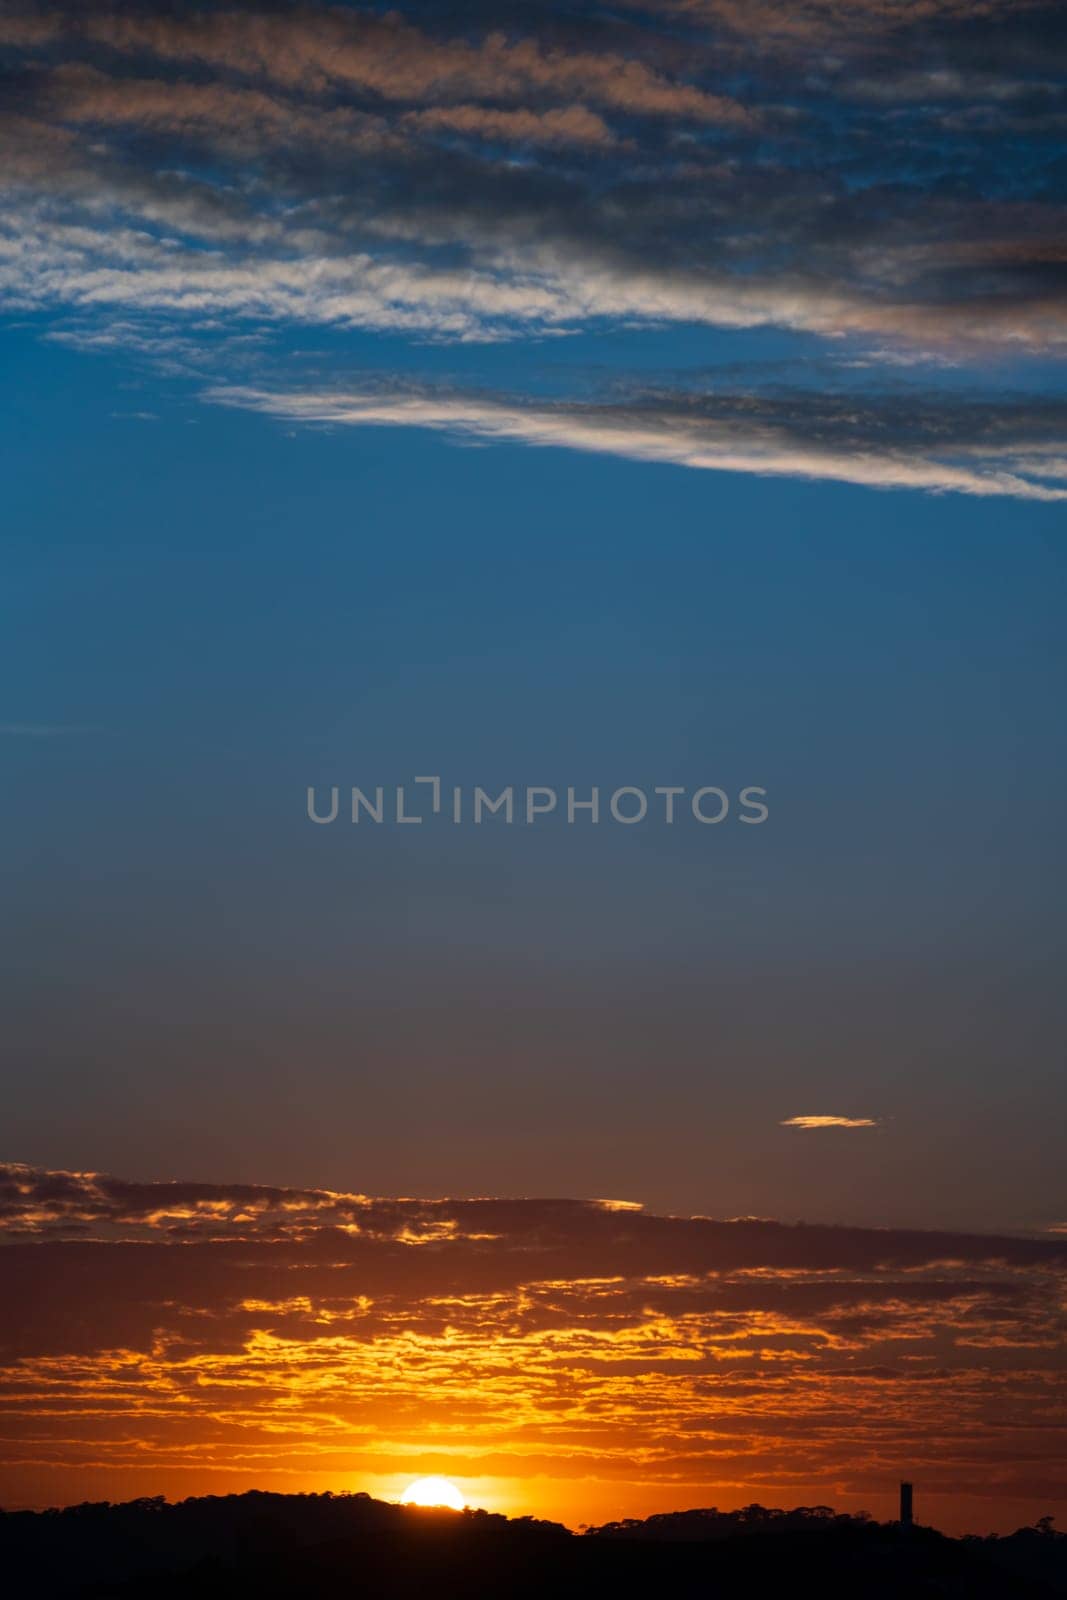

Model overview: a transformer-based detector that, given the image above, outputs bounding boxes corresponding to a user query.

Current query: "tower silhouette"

[900,1481,914,1527]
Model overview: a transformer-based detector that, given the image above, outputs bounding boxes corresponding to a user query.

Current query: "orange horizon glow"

[1,1163,1065,1539]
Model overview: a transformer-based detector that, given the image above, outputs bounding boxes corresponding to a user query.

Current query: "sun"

[400,1476,466,1511]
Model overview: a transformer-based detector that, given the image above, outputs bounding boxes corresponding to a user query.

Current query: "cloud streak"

[76,9,756,128]
[781,1116,880,1130]
[207,383,1067,500]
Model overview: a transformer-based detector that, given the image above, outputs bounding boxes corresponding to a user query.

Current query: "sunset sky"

[2,0,1066,1534]
[3,1164,1066,1533]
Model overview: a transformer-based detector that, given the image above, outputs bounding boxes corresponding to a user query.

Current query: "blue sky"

[4,317,1065,1229]
[1,0,1066,1231]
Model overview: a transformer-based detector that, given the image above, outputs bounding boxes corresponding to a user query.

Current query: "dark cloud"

[1,1164,1065,1510]
[0,0,1063,368]
[5,1161,1067,1260]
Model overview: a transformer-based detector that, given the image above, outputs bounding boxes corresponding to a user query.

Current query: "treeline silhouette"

[2,1490,1065,1597]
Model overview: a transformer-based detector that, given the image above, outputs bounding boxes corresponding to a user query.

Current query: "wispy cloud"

[781,1115,880,1129]
[0,0,1063,493]
[207,383,1067,500]
[74,8,755,126]
[0,1,1064,355]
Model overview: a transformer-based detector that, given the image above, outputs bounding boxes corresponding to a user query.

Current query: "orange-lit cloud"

[1,1165,1065,1530]
[76,9,755,128]
[781,1116,880,1130]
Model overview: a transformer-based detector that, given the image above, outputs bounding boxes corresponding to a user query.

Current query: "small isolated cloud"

[781,1115,879,1129]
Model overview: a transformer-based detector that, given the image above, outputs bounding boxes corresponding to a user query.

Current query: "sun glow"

[400,1476,466,1510]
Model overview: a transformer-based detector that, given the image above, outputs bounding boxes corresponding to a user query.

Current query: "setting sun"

[400,1477,466,1511]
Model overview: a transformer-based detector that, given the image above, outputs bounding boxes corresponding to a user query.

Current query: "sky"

[1,0,1065,1533]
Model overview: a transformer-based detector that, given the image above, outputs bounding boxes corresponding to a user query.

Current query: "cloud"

[206,383,1067,500]
[0,1164,1064,1513]
[0,0,1063,373]
[76,9,755,128]
[403,104,619,148]
[630,0,1049,46]
[34,63,399,153]
[781,1116,880,1129]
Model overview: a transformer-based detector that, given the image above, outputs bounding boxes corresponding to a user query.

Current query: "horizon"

[0,1465,1054,1546]
[0,1479,984,1534]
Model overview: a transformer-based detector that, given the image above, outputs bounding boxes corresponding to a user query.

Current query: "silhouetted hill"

[2,1490,1065,1598]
